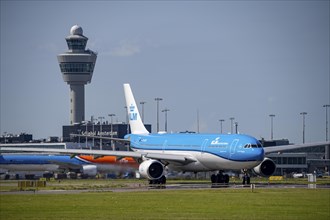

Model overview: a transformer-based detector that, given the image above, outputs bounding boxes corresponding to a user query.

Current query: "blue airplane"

[1,84,329,184]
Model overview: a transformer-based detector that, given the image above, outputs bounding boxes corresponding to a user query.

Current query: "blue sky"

[1,1,329,144]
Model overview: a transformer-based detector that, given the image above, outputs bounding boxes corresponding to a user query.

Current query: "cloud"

[110,40,140,57]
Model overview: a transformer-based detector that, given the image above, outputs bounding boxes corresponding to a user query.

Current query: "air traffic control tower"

[57,25,97,124]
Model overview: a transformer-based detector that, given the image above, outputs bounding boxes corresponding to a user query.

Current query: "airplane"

[1,83,329,184]
[0,153,137,179]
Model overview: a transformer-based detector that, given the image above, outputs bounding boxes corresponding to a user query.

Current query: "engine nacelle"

[139,160,164,180]
[82,165,97,177]
[253,158,276,177]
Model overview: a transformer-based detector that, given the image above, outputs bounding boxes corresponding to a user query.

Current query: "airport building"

[262,139,329,175]
[0,133,33,144]
[62,122,152,151]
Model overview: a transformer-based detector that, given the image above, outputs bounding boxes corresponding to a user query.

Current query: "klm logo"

[211,137,221,145]
[129,104,137,120]
[130,113,137,121]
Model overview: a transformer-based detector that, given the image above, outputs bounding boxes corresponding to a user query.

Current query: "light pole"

[108,113,116,151]
[124,106,130,134]
[219,119,225,133]
[162,108,170,132]
[155,98,163,132]
[3,132,7,144]
[229,117,235,134]
[323,105,330,142]
[98,116,104,150]
[140,101,146,123]
[300,112,307,144]
[92,117,96,150]
[323,104,330,162]
[269,114,275,140]
[77,129,81,148]
[197,109,200,133]
[82,121,88,149]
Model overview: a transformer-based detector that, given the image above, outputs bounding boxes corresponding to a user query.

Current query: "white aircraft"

[0,153,137,179]
[1,84,329,184]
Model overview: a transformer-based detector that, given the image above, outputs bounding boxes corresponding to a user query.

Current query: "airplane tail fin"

[123,84,149,135]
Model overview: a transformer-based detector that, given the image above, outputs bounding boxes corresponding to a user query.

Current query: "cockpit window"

[244,143,262,148]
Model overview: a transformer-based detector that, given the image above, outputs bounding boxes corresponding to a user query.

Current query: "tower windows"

[66,39,87,50]
[60,62,94,74]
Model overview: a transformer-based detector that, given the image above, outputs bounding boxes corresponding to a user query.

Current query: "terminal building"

[62,122,151,151]
[0,133,33,144]
[261,139,329,176]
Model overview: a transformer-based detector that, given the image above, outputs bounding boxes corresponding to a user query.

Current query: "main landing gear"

[211,171,230,184]
[149,175,166,185]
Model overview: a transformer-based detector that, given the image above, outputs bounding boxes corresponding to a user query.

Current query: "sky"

[0,0,329,144]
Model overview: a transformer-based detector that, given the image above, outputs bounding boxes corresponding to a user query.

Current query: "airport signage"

[81,131,118,136]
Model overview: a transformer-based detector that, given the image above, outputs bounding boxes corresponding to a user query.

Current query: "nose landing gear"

[242,169,250,185]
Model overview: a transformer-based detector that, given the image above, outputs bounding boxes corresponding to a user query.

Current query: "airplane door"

[230,139,239,158]
[162,140,167,153]
[201,139,209,155]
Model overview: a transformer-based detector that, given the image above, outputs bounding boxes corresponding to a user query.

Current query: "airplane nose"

[256,148,265,161]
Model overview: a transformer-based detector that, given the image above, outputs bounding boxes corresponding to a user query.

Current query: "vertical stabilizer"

[124,84,149,134]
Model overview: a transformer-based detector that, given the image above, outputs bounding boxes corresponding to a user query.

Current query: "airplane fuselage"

[127,133,264,172]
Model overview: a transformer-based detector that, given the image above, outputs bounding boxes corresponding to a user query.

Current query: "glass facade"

[60,62,94,74]
[271,156,306,165]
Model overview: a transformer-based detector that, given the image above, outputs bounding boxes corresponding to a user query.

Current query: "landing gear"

[149,175,166,185]
[242,170,250,185]
[211,171,229,185]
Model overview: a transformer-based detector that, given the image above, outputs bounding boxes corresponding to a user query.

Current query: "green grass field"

[1,186,329,219]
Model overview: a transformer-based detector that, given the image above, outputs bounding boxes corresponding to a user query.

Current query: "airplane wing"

[0,147,196,165]
[70,134,130,143]
[263,141,330,154]
[47,160,82,170]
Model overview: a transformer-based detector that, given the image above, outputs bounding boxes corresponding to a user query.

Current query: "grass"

[0,186,329,219]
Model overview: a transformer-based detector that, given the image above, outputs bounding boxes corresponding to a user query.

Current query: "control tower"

[57,25,97,124]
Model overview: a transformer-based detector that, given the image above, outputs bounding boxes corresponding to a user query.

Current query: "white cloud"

[110,40,140,57]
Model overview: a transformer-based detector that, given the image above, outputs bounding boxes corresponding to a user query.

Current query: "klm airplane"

[1,84,329,184]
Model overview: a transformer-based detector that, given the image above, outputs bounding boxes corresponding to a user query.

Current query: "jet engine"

[139,160,164,180]
[253,158,276,177]
[82,165,97,177]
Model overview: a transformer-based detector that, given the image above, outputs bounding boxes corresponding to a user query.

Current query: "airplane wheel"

[224,174,230,184]
[246,176,250,185]
[217,173,224,183]
[211,174,217,183]
[242,175,250,185]
[159,176,166,184]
